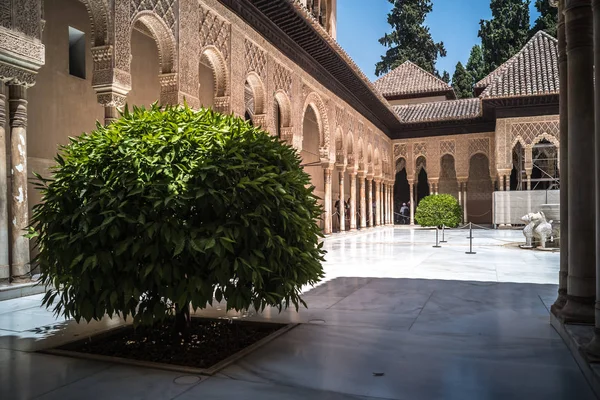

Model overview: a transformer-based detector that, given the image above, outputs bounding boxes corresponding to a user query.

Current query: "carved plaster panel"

[199,5,231,61]
[0,61,35,86]
[0,3,10,29]
[0,27,45,68]
[440,140,455,156]
[131,0,176,33]
[468,138,490,158]
[273,61,292,97]
[244,39,266,81]
[413,142,426,158]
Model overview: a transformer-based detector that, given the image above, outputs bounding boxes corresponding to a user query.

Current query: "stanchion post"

[433,227,441,248]
[440,224,447,243]
[466,222,476,254]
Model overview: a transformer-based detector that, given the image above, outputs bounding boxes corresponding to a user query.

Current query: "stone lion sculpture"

[521,211,553,249]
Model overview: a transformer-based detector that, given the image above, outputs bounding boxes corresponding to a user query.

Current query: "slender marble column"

[458,182,463,207]
[587,0,600,356]
[409,181,415,225]
[323,167,333,235]
[338,169,345,232]
[376,180,381,226]
[463,182,468,223]
[561,0,596,324]
[0,84,8,280]
[526,174,532,191]
[367,177,373,227]
[387,183,391,225]
[504,175,510,191]
[349,172,357,230]
[553,0,569,314]
[8,85,30,280]
[359,172,366,228]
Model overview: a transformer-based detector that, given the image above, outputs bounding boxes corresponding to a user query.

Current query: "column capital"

[357,170,366,178]
[321,161,335,171]
[347,166,357,176]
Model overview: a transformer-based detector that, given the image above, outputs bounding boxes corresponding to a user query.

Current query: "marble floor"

[0,227,595,400]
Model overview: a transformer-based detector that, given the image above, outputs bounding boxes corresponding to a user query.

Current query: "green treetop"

[478,0,531,73]
[529,0,558,38]
[375,0,446,77]
[451,62,473,99]
[465,45,487,85]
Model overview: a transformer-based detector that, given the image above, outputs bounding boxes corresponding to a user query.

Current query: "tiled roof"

[373,61,455,99]
[478,31,559,98]
[392,98,482,124]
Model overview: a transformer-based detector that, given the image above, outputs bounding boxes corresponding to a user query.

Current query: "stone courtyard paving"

[0,227,596,400]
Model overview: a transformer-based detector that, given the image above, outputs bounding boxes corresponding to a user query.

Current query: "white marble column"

[367,177,373,227]
[8,85,30,280]
[463,181,468,223]
[359,172,366,228]
[409,181,415,226]
[561,0,596,324]
[338,169,345,232]
[0,84,8,280]
[385,183,393,225]
[349,171,357,230]
[375,180,381,226]
[323,167,333,235]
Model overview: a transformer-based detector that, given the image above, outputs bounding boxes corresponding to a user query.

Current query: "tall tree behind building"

[529,0,558,38]
[466,45,487,84]
[451,62,473,99]
[375,0,446,77]
[478,0,530,73]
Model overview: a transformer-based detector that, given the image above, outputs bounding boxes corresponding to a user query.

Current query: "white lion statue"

[521,211,553,249]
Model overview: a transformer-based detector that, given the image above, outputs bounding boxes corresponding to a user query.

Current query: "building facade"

[376,33,560,225]
[0,0,399,282]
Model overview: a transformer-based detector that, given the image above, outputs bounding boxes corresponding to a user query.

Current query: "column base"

[559,295,595,324]
[550,290,568,317]
[585,329,600,361]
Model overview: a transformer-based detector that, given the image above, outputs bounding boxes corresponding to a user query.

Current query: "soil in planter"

[57,318,286,369]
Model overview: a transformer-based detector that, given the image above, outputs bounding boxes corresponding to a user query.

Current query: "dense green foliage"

[451,62,473,99]
[529,0,557,39]
[415,194,462,228]
[31,104,325,327]
[439,71,450,84]
[478,0,531,73]
[375,0,446,77]
[466,45,487,85]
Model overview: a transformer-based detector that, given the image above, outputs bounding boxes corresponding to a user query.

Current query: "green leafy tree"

[415,194,463,228]
[529,0,558,38]
[451,62,473,99]
[375,0,446,77]
[466,45,487,85]
[31,104,325,333]
[440,70,450,84]
[478,0,531,72]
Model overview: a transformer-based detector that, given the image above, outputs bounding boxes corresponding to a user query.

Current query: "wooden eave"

[218,0,403,135]
[384,90,456,102]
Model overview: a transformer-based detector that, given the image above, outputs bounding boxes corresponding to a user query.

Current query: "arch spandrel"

[302,92,330,161]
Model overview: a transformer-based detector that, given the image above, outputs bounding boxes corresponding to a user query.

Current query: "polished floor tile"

[0,227,592,400]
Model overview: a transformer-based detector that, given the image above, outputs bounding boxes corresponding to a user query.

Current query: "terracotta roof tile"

[392,98,482,124]
[478,31,559,98]
[373,61,454,98]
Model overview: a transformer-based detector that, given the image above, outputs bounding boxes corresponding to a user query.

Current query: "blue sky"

[337,0,541,82]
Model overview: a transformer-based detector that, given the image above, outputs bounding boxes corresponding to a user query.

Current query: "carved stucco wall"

[495,115,560,175]
[1,0,393,182]
[393,132,495,184]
